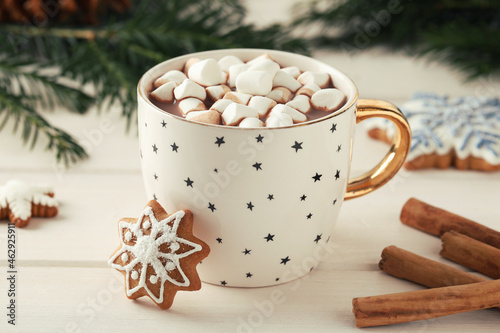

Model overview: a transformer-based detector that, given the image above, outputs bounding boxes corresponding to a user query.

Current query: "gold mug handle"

[345,99,411,200]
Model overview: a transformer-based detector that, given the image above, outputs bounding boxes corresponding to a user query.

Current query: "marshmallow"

[236,70,273,96]
[248,59,280,77]
[266,112,293,128]
[206,85,231,101]
[281,66,301,79]
[174,79,207,100]
[266,87,292,104]
[150,81,176,103]
[222,103,259,126]
[218,55,244,72]
[311,88,346,112]
[296,83,321,98]
[248,96,277,117]
[228,63,250,87]
[297,71,331,88]
[286,95,311,114]
[153,70,187,88]
[178,98,206,116]
[239,117,264,128]
[223,91,253,105]
[183,58,200,75]
[186,110,220,125]
[273,70,301,92]
[188,58,226,87]
[246,53,273,65]
[210,99,234,113]
[270,104,307,123]
[221,71,229,84]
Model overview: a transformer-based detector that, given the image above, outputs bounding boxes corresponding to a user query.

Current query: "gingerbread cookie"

[366,93,500,171]
[109,200,210,309]
[0,179,58,227]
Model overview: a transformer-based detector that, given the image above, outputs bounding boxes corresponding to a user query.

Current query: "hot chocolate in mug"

[137,49,411,287]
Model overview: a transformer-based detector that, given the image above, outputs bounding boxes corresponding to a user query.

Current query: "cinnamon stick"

[353,279,500,328]
[441,231,500,279]
[379,245,488,288]
[400,198,500,249]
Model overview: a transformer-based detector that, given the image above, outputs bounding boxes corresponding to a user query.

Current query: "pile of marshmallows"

[150,54,347,127]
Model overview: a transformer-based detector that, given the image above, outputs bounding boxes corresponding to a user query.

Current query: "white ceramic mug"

[137,49,411,287]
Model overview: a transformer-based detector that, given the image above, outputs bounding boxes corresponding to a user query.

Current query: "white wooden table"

[2,2,500,332]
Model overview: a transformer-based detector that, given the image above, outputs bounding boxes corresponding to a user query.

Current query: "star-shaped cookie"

[366,93,500,171]
[108,200,210,309]
[0,180,58,227]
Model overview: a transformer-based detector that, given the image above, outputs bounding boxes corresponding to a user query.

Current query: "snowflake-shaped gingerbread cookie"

[109,200,210,309]
[366,93,500,171]
[0,180,58,227]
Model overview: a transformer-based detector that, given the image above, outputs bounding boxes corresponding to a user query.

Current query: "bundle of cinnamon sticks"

[353,198,500,328]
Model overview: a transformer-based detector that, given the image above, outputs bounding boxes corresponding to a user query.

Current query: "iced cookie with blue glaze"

[366,93,500,171]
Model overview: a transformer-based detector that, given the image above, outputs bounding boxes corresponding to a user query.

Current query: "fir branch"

[293,0,500,79]
[0,57,93,113]
[0,0,308,163]
[421,21,500,79]
[0,87,87,164]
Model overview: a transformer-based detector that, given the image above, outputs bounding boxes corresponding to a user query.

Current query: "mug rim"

[138,48,359,130]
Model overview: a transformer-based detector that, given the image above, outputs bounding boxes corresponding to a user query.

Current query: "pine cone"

[0,0,131,25]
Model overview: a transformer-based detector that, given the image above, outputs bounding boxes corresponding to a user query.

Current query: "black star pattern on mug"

[242,248,251,255]
[153,193,157,201]
[256,134,264,143]
[267,194,274,201]
[246,272,253,278]
[216,237,223,244]
[330,123,337,133]
[252,162,262,171]
[153,173,158,180]
[335,170,341,180]
[306,213,313,219]
[152,144,158,154]
[291,141,303,152]
[337,144,342,152]
[247,202,254,211]
[300,194,307,201]
[312,173,322,182]
[333,198,337,205]
[161,120,167,128]
[280,256,290,265]
[184,177,194,187]
[264,233,275,242]
[275,277,280,282]
[171,142,179,152]
[215,136,225,147]
[208,202,216,212]
[314,234,322,243]
[213,168,218,173]
[220,280,227,286]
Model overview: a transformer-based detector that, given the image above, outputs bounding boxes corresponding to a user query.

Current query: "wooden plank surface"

[2,267,500,333]
[1,1,500,331]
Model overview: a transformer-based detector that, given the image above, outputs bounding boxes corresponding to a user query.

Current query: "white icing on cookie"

[0,180,57,220]
[366,93,500,164]
[108,207,203,303]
